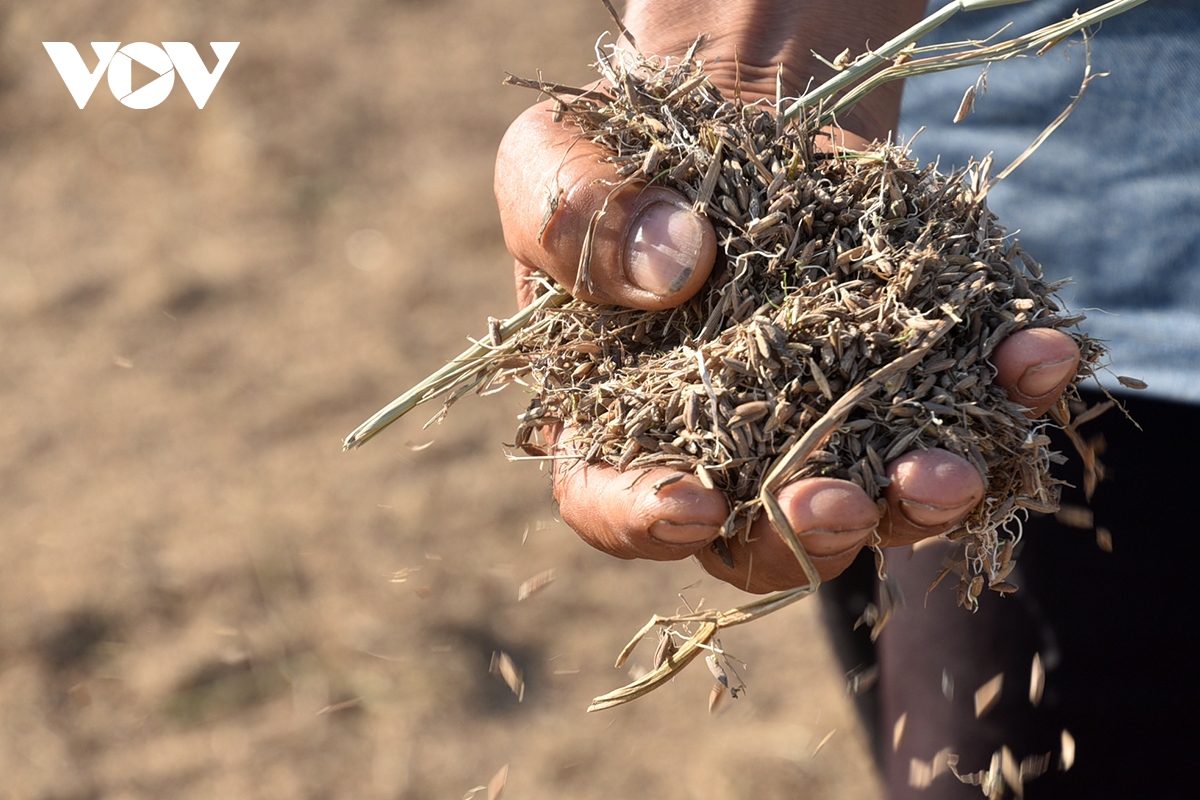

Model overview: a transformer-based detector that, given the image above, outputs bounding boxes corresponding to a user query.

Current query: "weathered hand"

[493,1,1081,592]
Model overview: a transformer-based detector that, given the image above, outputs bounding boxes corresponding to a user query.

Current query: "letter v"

[43,42,120,109]
[162,42,239,109]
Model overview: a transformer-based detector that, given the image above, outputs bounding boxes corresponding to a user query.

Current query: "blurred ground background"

[0,2,882,798]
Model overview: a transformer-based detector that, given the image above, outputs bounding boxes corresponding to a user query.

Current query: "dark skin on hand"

[494,1,1081,593]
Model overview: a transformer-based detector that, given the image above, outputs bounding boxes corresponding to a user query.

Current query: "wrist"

[623,0,927,142]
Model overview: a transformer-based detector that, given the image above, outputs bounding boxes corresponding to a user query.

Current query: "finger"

[514,259,540,310]
[990,328,1080,417]
[554,455,727,562]
[496,100,717,310]
[880,449,985,548]
[694,478,879,594]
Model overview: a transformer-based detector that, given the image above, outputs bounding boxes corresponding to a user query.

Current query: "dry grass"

[344,0,1149,714]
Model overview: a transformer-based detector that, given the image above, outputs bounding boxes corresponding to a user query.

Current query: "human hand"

[493,1,1081,593]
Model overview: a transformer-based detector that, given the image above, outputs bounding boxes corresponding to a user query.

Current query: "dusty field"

[0,2,881,798]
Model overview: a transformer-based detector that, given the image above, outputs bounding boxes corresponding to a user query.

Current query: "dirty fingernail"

[625,201,703,296]
[1017,357,1076,399]
[898,499,976,529]
[799,525,874,557]
[649,520,719,545]
[789,483,879,556]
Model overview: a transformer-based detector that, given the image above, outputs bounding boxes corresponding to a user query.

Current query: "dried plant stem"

[782,0,1035,123]
[588,586,815,711]
[989,57,1100,188]
[801,0,1150,128]
[343,288,569,450]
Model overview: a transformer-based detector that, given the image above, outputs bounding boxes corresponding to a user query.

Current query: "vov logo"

[43,42,239,109]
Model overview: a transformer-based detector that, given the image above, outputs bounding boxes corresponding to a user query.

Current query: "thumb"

[496,99,717,310]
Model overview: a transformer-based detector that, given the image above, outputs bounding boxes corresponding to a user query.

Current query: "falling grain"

[1055,504,1094,529]
[909,758,933,789]
[1000,746,1022,798]
[315,698,362,716]
[388,567,420,583]
[1029,652,1045,707]
[847,663,880,696]
[489,651,525,702]
[893,712,908,751]
[1060,729,1076,771]
[812,729,837,757]
[1020,752,1052,784]
[708,683,727,715]
[931,748,953,782]
[974,672,1004,718]
[517,568,557,601]
[487,764,509,800]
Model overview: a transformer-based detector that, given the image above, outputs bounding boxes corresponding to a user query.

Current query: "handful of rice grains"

[345,0,1146,711]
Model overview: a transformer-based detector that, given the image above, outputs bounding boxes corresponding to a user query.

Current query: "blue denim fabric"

[899,0,1200,401]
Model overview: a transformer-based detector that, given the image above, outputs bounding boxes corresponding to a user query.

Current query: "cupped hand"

[494,3,1081,593]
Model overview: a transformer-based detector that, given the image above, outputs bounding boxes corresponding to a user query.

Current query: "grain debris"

[975,672,1004,718]
[1054,504,1094,529]
[344,13,1138,708]
[480,51,1107,610]
[489,651,525,702]
[1060,729,1076,771]
[487,764,508,800]
[516,568,556,601]
[893,712,908,751]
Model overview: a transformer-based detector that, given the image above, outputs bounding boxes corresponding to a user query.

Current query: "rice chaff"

[345,0,1148,711]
